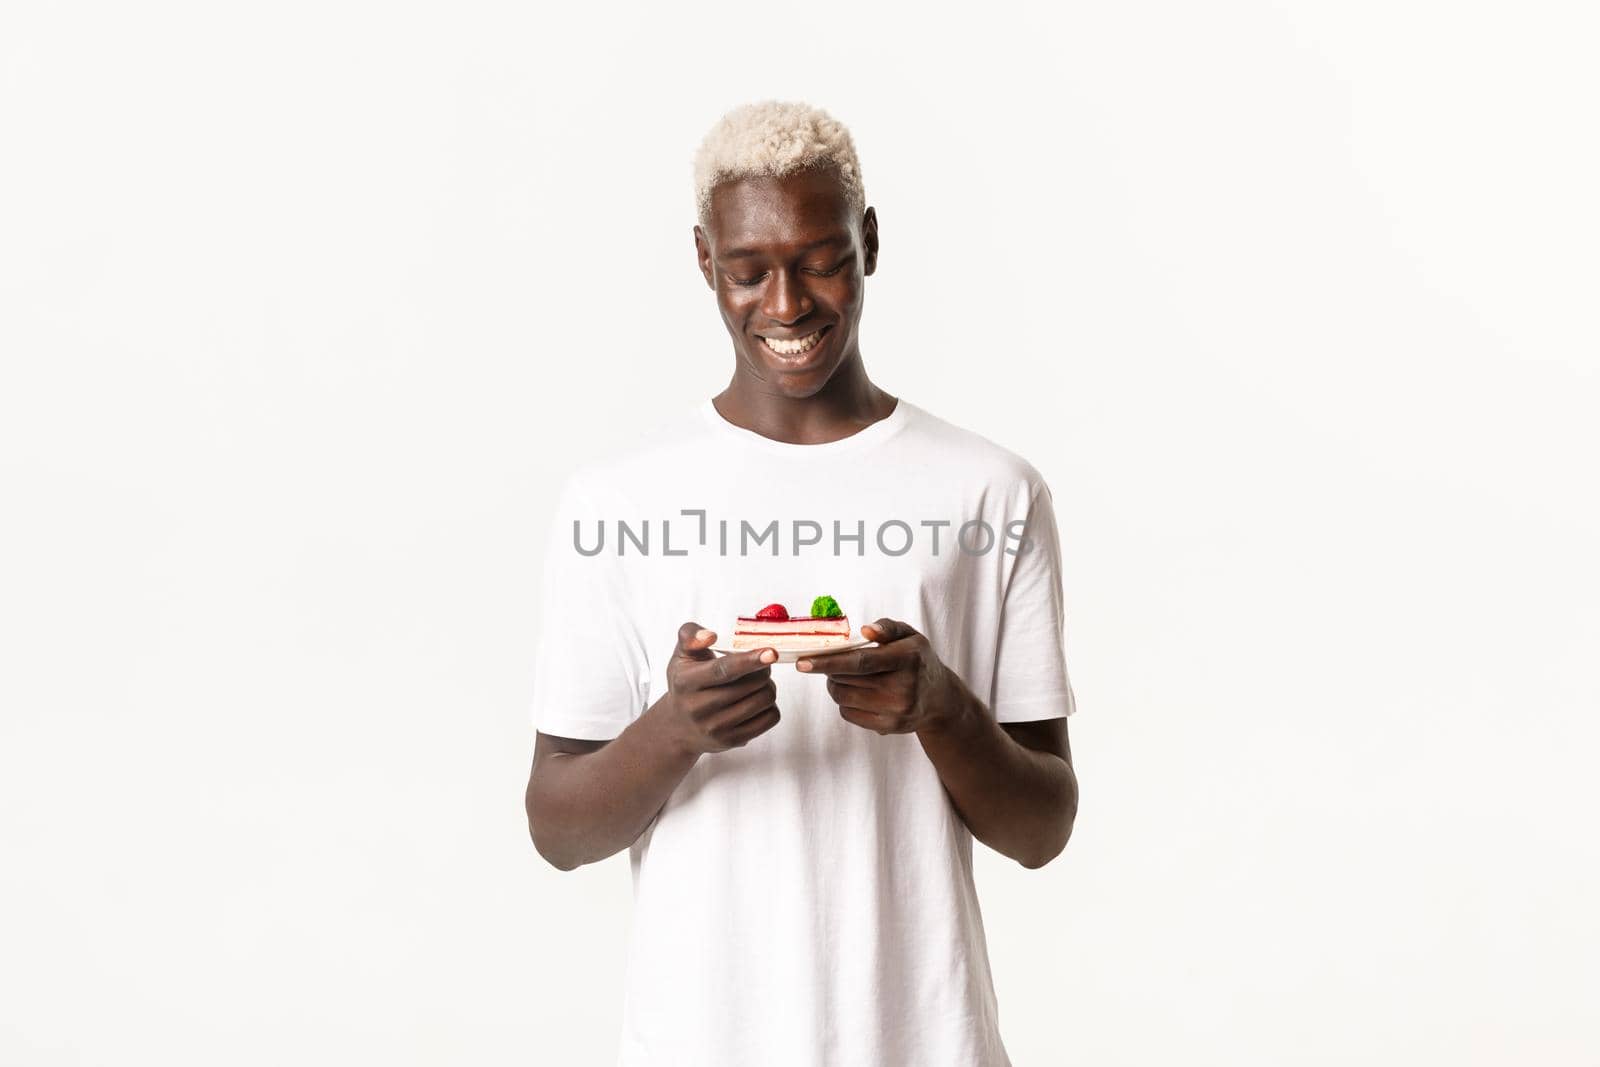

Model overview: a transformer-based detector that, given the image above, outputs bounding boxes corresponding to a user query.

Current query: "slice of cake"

[731,596,852,651]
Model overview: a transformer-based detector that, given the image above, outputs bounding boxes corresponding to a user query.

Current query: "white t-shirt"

[530,396,1076,1067]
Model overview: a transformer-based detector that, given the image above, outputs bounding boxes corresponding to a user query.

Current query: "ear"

[693,225,716,290]
[861,207,879,276]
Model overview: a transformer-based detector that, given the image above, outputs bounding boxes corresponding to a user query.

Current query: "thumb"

[675,620,717,660]
[861,617,919,644]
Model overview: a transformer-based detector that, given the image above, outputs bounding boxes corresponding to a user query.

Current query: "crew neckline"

[699,396,913,457]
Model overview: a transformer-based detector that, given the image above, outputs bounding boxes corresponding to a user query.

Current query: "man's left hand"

[796,618,972,735]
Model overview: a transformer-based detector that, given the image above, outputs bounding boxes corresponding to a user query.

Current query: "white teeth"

[760,328,825,355]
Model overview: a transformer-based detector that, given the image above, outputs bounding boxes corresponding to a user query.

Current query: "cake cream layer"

[734,616,851,636]
[730,632,854,651]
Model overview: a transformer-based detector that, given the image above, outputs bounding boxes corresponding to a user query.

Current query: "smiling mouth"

[757,325,831,358]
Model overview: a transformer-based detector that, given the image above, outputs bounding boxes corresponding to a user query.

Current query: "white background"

[3,1,1596,1064]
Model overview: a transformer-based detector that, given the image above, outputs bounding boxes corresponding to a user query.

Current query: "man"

[524,100,1078,1066]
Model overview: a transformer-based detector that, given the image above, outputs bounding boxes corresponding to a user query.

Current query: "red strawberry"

[755,602,789,621]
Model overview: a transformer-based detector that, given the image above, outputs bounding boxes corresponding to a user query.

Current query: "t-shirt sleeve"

[989,478,1077,722]
[528,471,650,740]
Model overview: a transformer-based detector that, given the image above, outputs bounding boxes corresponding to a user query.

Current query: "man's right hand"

[659,621,781,755]
[526,622,782,869]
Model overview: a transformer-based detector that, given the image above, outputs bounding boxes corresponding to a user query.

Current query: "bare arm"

[919,694,1077,869]
[799,618,1077,869]
[525,711,698,871]
[524,623,780,870]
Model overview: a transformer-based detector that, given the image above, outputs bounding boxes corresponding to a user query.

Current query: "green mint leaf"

[809,595,842,618]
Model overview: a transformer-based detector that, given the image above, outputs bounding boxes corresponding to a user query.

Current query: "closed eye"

[731,264,845,287]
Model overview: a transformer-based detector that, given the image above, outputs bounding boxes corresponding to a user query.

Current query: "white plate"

[710,637,875,664]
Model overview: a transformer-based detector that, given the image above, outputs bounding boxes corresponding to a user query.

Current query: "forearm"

[917,678,1077,868]
[527,697,700,870]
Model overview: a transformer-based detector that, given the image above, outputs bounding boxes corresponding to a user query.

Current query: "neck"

[714,350,897,445]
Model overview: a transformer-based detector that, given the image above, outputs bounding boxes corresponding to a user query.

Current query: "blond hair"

[692,100,866,229]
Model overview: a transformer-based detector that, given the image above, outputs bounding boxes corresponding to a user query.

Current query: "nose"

[760,268,812,325]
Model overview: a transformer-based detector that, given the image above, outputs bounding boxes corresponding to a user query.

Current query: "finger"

[826,676,895,712]
[707,682,780,732]
[684,668,775,717]
[859,617,920,644]
[821,670,881,690]
[674,621,718,662]
[684,646,777,688]
[721,705,782,747]
[838,706,898,735]
[795,642,911,676]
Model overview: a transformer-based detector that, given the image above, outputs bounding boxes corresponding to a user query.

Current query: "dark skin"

[525,165,1077,870]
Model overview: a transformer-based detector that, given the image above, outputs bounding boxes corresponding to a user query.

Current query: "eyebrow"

[718,234,850,260]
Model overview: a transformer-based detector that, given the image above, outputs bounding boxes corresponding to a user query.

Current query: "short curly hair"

[692,100,866,230]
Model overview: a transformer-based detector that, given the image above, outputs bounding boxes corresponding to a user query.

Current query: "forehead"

[707,168,856,254]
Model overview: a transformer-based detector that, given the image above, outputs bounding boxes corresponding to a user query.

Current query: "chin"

[771,379,829,400]
[742,348,840,395]
[768,363,841,398]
